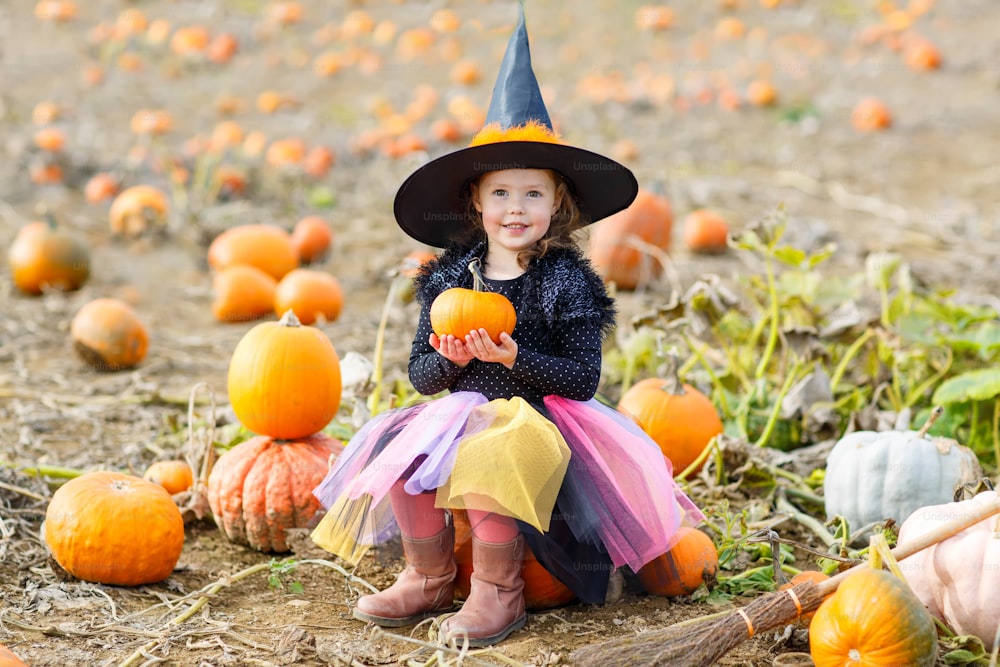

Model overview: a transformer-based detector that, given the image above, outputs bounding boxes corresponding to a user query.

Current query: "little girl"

[312,6,704,647]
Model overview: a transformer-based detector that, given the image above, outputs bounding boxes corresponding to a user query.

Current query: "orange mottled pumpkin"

[617,374,723,475]
[430,260,516,344]
[8,217,91,295]
[212,264,278,323]
[207,434,343,552]
[809,568,937,667]
[452,510,576,610]
[587,189,673,290]
[227,310,342,439]
[143,459,194,495]
[44,471,185,586]
[636,526,718,597]
[70,298,149,371]
[207,223,299,280]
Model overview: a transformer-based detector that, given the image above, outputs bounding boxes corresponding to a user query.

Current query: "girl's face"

[471,169,559,254]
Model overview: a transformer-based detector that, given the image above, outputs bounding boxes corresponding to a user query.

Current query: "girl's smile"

[471,168,559,261]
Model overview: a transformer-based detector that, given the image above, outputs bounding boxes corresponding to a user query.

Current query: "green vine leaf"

[932,368,1000,404]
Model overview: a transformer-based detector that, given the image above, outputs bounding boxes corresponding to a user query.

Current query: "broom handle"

[816,492,1000,597]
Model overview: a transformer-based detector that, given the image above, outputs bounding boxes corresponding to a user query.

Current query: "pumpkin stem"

[278,309,302,327]
[659,351,686,395]
[916,405,944,439]
[468,259,488,292]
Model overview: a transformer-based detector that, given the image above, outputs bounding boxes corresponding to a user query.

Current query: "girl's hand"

[465,329,518,368]
[430,333,474,367]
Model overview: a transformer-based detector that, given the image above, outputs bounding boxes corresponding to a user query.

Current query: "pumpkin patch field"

[4,1,1000,665]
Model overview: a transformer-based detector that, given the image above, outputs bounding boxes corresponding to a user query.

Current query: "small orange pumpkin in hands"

[70,298,149,371]
[143,459,194,495]
[430,259,516,344]
[8,217,91,295]
[273,268,344,325]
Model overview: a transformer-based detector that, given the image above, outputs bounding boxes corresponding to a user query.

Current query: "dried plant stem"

[0,461,86,480]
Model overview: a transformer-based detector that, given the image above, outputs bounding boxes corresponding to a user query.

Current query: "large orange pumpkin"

[44,471,185,586]
[809,568,937,667]
[617,375,723,475]
[70,297,149,371]
[227,310,342,439]
[587,189,673,290]
[430,260,516,344]
[207,433,343,552]
[452,510,576,610]
[207,223,299,280]
[636,526,718,597]
[7,218,91,295]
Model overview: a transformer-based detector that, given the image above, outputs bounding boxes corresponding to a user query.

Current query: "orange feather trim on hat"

[469,119,562,147]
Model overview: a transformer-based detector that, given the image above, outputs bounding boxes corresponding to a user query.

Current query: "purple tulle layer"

[312,391,704,573]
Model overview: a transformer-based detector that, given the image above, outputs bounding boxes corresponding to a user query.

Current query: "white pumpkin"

[897,490,1000,649]
[823,414,982,530]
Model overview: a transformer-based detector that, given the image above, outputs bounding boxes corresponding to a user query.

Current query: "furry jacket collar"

[413,242,616,340]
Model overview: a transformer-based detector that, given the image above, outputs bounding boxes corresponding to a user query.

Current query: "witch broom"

[570,491,1000,667]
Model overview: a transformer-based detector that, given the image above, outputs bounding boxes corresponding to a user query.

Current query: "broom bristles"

[570,582,824,667]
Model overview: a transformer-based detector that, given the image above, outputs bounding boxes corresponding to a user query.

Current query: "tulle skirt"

[311,391,704,602]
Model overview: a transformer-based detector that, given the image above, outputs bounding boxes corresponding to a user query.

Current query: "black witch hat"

[393,3,638,249]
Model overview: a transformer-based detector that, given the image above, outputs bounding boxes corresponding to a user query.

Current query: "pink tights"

[389,479,519,543]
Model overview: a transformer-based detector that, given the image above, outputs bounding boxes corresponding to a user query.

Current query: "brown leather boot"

[353,526,457,627]
[439,535,526,647]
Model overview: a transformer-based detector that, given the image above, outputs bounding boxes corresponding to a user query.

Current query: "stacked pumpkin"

[207,219,343,325]
[207,309,345,552]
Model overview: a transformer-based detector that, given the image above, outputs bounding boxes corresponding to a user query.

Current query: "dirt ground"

[2,1,1000,665]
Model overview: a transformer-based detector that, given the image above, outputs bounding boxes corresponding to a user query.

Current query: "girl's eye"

[527,190,542,198]
[492,189,507,197]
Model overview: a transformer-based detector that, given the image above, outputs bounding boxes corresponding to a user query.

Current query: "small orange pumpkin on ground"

[636,527,719,597]
[0,644,28,666]
[70,298,149,371]
[850,97,892,132]
[8,217,90,295]
[779,570,831,625]
[290,216,334,264]
[617,371,723,475]
[227,309,342,440]
[588,189,673,290]
[44,471,184,586]
[207,224,299,280]
[452,510,576,610]
[207,433,343,552]
[430,260,516,344]
[84,172,121,203]
[683,209,730,254]
[212,264,278,323]
[109,184,169,236]
[143,460,194,495]
[273,268,344,325]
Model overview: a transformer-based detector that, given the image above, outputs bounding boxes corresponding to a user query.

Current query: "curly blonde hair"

[463,170,583,269]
